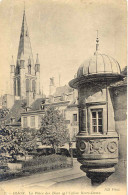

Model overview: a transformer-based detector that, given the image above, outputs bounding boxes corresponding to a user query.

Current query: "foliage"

[39,106,70,149]
[0,125,20,161]
[0,154,72,181]
[23,154,67,168]
[18,128,38,156]
[0,108,9,119]
[0,125,38,161]
[22,154,71,175]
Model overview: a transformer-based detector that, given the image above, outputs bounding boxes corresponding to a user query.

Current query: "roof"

[109,76,127,88]
[1,99,26,123]
[53,85,73,97]
[77,53,121,78]
[30,98,44,111]
[75,37,121,79]
[44,101,70,107]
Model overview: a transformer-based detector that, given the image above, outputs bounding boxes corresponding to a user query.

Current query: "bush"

[22,154,67,168]
[0,154,72,181]
[21,154,72,175]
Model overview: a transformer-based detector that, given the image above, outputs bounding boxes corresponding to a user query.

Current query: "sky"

[0,0,127,95]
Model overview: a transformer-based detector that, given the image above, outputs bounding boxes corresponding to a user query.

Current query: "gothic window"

[17,79,20,96]
[26,79,30,92]
[33,92,35,99]
[32,80,36,92]
[28,65,31,74]
[14,79,16,96]
[16,66,20,74]
[91,109,103,133]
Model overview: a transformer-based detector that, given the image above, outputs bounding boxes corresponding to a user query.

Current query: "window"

[91,109,103,133]
[32,80,36,92]
[73,114,77,122]
[30,116,35,128]
[23,117,27,128]
[28,65,31,74]
[26,79,30,92]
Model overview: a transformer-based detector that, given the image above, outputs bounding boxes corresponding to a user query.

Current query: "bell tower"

[11,9,41,105]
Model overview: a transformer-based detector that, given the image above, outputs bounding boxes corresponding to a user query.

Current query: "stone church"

[10,9,41,106]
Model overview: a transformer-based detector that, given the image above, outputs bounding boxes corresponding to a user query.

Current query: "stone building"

[11,10,41,106]
[1,9,42,110]
[69,36,127,185]
[21,84,78,142]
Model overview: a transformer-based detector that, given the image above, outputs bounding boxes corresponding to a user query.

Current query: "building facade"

[21,85,79,142]
[9,10,41,107]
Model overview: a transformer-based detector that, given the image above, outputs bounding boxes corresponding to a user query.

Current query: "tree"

[0,125,21,161]
[39,106,70,151]
[0,125,38,162]
[0,108,9,119]
[18,128,38,158]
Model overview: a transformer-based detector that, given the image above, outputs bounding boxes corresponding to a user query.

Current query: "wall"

[65,106,78,141]
[108,85,127,184]
[110,86,127,161]
[2,94,15,109]
[21,112,44,129]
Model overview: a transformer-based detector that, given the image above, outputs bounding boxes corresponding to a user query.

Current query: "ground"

[0,159,126,195]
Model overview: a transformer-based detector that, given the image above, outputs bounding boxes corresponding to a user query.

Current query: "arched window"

[14,79,16,96]
[32,80,36,92]
[16,66,20,74]
[26,79,30,92]
[28,65,31,74]
[17,79,20,96]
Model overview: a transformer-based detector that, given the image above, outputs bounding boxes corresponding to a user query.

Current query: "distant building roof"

[1,99,26,123]
[30,98,44,111]
[53,85,73,97]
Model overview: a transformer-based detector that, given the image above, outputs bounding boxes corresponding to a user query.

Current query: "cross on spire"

[24,1,26,13]
[96,30,99,51]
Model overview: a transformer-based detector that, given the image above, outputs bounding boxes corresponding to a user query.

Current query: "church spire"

[17,8,34,68]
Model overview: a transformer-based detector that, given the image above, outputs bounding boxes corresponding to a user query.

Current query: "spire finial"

[24,1,25,13]
[36,53,39,64]
[96,30,99,52]
[11,55,15,65]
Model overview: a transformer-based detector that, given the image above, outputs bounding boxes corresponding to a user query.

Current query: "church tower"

[11,9,41,106]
